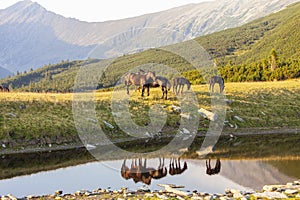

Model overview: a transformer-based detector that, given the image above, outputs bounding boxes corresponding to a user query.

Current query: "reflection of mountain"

[187,159,297,190]
[220,160,297,190]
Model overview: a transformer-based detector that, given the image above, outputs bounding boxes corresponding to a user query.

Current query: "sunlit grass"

[0,79,299,149]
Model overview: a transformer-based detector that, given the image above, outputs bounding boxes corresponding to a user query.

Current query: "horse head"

[146,71,156,82]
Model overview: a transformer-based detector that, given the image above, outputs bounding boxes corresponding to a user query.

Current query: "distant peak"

[8,0,43,10]
[6,0,46,13]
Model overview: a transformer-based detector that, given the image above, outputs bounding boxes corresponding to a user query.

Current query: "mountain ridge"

[0,0,299,75]
[1,1,299,91]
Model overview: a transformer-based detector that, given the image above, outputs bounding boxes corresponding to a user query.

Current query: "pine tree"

[270,49,278,71]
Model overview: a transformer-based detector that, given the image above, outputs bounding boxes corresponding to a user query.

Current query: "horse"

[172,77,191,95]
[0,85,9,92]
[121,158,154,185]
[209,76,225,93]
[152,76,171,100]
[125,71,156,97]
[206,158,221,175]
[150,157,167,180]
[169,158,188,176]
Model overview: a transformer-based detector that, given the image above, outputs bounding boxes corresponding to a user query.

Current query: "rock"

[204,195,213,200]
[263,185,277,192]
[182,128,190,134]
[144,193,154,198]
[198,108,218,121]
[191,196,203,200]
[233,192,244,198]
[172,105,181,112]
[180,113,191,119]
[230,189,240,194]
[224,99,233,104]
[179,148,189,153]
[253,191,288,199]
[286,182,294,186]
[234,116,244,122]
[284,189,298,194]
[294,180,300,185]
[228,123,234,128]
[6,113,17,118]
[6,194,17,200]
[85,144,96,150]
[55,190,63,195]
[220,196,231,200]
[103,120,114,129]
[156,194,169,199]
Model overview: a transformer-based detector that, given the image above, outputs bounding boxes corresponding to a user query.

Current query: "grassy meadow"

[0,79,299,152]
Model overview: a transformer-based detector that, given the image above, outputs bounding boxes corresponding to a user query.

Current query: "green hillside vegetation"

[1,2,300,91]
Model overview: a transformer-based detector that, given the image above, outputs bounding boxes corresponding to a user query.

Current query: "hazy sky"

[0,0,212,22]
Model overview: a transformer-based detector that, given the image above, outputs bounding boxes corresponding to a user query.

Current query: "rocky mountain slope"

[0,0,299,74]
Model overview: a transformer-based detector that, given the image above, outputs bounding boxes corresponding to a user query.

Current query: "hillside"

[196,1,300,65]
[1,1,300,91]
[0,0,298,73]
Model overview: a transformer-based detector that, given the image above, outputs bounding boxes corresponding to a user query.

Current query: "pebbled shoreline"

[2,180,300,200]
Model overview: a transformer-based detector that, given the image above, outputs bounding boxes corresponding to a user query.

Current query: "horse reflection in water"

[121,158,152,185]
[121,158,186,185]
[206,158,221,175]
[169,158,188,176]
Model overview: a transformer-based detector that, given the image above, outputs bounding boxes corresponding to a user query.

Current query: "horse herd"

[124,71,224,99]
[121,158,221,185]
[0,73,224,95]
[121,158,188,185]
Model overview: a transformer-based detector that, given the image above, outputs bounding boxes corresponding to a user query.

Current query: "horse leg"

[172,84,176,94]
[147,85,150,96]
[127,85,130,95]
[165,88,168,100]
[177,85,180,95]
[181,84,184,94]
[141,85,145,97]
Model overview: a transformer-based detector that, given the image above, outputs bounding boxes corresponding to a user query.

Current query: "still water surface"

[1,155,299,198]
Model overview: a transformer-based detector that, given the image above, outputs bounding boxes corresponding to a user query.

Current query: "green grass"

[0,79,299,151]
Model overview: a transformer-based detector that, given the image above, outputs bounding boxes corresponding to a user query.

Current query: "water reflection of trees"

[206,158,221,176]
[121,158,188,185]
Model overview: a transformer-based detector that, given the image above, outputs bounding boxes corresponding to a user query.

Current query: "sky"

[0,0,212,22]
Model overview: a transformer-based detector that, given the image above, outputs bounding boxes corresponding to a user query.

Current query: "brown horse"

[121,158,154,185]
[125,71,156,97]
[150,157,167,180]
[0,85,9,92]
[152,76,171,100]
[206,159,221,175]
[209,76,224,93]
[169,158,188,176]
[172,77,191,95]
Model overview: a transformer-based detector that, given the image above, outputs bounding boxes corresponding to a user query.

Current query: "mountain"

[1,1,300,91]
[0,0,299,73]
[0,67,12,79]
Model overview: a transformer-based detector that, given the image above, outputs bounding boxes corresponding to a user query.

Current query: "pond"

[0,148,300,198]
